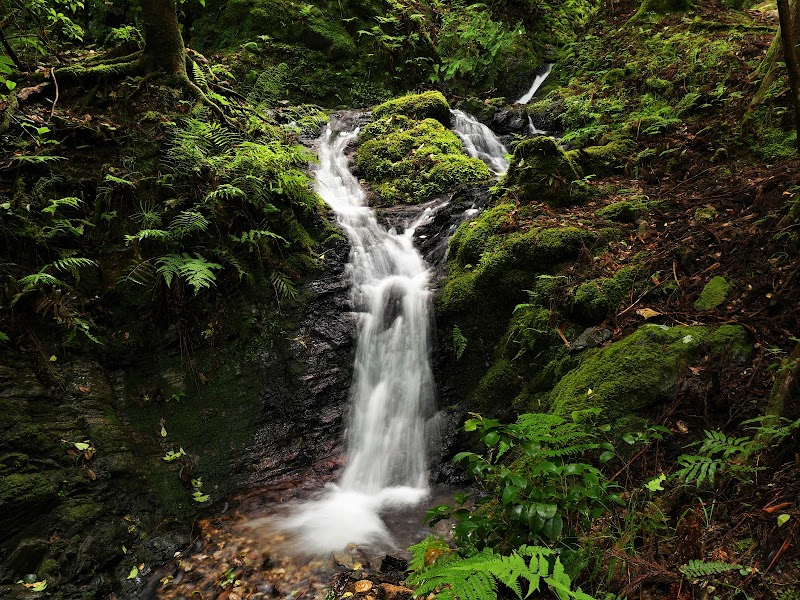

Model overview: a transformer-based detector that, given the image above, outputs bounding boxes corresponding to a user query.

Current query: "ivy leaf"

[644,473,667,492]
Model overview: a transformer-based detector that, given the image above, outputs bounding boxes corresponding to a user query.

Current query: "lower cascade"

[279,115,436,554]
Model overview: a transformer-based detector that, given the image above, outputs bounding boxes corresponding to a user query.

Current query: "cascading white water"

[516,63,554,105]
[279,116,435,554]
[450,109,509,176]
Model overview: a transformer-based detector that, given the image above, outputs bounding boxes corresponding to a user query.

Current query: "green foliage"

[453,325,468,360]
[674,429,758,487]
[407,536,594,600]
[427,411,620,551]
[156,253,223,295]
[680,559,738,580]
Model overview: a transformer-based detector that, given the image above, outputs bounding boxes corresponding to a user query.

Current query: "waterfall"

[451,109,509,176]
[279,115,435,554]
[516,63,554,105]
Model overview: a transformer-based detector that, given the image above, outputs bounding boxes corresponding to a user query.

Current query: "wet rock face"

[246,237,355,486]
[490,106,529,135]
[413,183,491,277]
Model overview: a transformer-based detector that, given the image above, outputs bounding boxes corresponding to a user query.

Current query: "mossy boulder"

[596,200,645,222]
[502,136,581,206]
[571,264,646,323]
[567,136,636,175]
[440,223,594,316]
[470,358,524,417]
[371,91,452,126]
[356,115,490,205]
[549,324,751,421]
[694,276,731,310]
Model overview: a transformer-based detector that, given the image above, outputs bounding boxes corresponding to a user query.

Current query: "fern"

[269,270,298,301]
[674,429,759,487]
[156,253,223,295]
[680,559,738,580]
[204,184,246,204]
[50,257,98,279]
[42,196,82,215]
[406,537,594,600]
[125,229,171,243]
[169,210,210,237]
[190,59,207,89]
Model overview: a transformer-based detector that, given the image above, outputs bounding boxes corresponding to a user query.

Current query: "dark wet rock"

[413,183,491,277]
[569,327,613,354]
[490,106,529,135]
[247,236,355,485]
[379,555,408,582]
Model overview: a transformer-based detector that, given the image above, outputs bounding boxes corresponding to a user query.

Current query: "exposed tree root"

[55,50,233,125]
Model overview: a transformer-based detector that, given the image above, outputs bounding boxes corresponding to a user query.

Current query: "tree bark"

[139,0,187,77]
[777,0,800,150]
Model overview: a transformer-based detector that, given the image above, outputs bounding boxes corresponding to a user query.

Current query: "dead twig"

[49,67,59,121]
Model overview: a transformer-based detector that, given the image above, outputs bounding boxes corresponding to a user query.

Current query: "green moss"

[371,91,451,125]
[57,500,106,535]
[596,200,644,222]
[470,358,523,417]
[449,203,517,265]
[549,324,747,421]
[441,223,595,316]
[356,115,490,205]
[502,136,581,206]
[694,275,731,310]
[571,264,646,322]
[567,137,636,175]
[694,204,717,223]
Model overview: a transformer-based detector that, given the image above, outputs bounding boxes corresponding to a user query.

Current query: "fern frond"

[204,184,246,205]
[680,559,738,580]
[269,270,298,301]
[125,229,171,244]
[169,210,210,237]
[191,59,207,88]
[42,196,82,215]
[156,253,223,295]
[406,538,589,600]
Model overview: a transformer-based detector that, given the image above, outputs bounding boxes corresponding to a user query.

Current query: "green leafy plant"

[406,536,594,600]
[680,559,738,580]
[426,411,622,551]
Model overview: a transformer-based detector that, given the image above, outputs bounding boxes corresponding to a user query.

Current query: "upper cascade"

[450,109,510,176]
[517,63,554,105]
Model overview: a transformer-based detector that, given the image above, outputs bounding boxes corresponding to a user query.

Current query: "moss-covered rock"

[440,223,595,316]
[502,136,581,206]
[571,264,646,322]
[596,200,645,222]
[694,275,731,310]
[567,136,636,175]
[549,324,751,421]
[356,114,490,205]
[470,358,524,417]
[371,91,452,125]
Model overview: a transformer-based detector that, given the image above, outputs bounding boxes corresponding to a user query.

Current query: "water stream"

[517,63,554,105]
[450,109,509,176]
[280,115,436,554]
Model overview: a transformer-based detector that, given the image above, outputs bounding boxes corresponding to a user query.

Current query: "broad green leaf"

[778,513,791,527]
[127,565,138,579]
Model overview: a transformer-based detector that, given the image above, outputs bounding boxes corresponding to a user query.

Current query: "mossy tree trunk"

[139,0,187,78]
[750,1,800,117]
[778,0,800,151]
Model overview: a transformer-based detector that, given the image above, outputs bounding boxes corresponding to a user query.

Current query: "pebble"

[355,580,373,594]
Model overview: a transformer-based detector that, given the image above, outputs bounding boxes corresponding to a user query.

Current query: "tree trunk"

[139,0,187,77]
[778,0,800,151]
[750,0,800,112]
